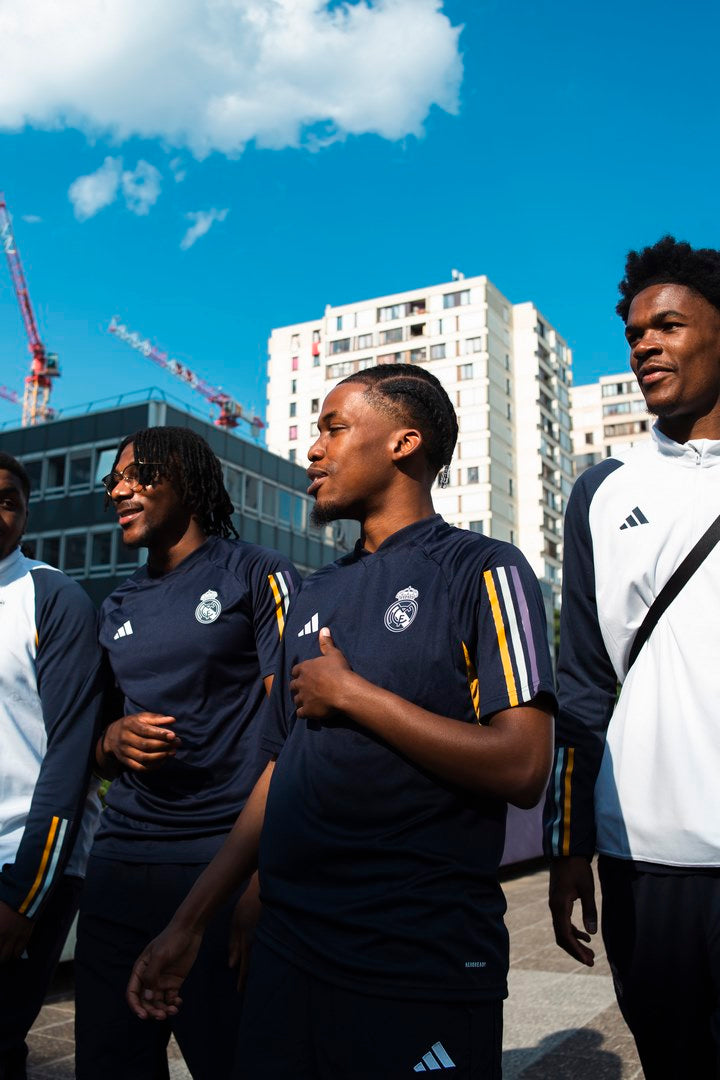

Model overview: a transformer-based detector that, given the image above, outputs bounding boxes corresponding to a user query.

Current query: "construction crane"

[0,385,20,406]
[108,317,264,435]
[0,195,59,426]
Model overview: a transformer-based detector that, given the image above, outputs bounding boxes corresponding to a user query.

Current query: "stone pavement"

[25,864,642,1078]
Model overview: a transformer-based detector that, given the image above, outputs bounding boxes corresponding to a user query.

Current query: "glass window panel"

[95,448,116,487]
[225,467,243,506]
[69,455,92,488]
[91,532,113,567]
[22,459,43,495]
[64,534,87,571]
[46,455,65,490]
[245,475,259,512]
[278,490,291,524]
[41,536,60,567]
[262,483,277,518]
[292,496,305,532]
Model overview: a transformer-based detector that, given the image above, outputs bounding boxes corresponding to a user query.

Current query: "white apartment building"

[571,372,651,475]
[266,274,573,598]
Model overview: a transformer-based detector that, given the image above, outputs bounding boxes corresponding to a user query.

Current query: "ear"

[390,427,423,463]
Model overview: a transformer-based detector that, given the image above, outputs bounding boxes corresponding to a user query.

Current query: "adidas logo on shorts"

[413,1040,456,1071]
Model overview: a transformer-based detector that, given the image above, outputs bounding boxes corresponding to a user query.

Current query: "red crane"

[0,385,21,407]
[108,317,264,435]
[0,195,59,426]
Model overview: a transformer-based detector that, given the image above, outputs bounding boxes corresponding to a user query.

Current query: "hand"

[0,901,33,964]
[290,628,353,721]
[126,922,203,1020]
[228,872,262,991]
[548,856,598,966]
[103,713,179,771]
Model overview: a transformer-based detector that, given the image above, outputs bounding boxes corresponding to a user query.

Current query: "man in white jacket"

[545,237,720,1078]
[0,452,104,1080]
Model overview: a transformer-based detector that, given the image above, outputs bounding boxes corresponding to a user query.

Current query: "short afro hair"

[340,363,458,479]
[0,451,30,501]
[617,236,720,322]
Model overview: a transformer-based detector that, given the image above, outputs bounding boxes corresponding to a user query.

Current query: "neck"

[359,492,436,553]
[658,408,720,444]
[147,523,208,574]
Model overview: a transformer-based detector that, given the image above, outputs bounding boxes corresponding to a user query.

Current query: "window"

[330,338,351,354]
[466,466,479,484]
[458,363,474,381]
[443,290,470,309]
[22,458,43,496]
[312,329,321,343]
[311,398,319,413]
[508,477,514,496]
[291,356,299,371]
[289,425,298,440]
[292,496,305,532]
[409,298,426,314]
[91,531,113,568]
[336,316,343,331]
[536,321,546,338]
[409,348,426,364]
[327,360,355,379]
[291,379,297,394]
[291,334,300,349]
[289,402,297,417]
[64,534,87,573]
[278,490,292,524]
[225,467,243,506]
[313,355,320,367]
[377,302,408,322]
[380,327,403,345]
[68,455,92,489]
[356,333,373,349]
[585,432,595,445]
[245,476,259,512]
[469,521,484,534]
[409,323,425,338]
[41,535,60,568]
[46,455,65,491]
[262,483,277,518]
[288,449,297,463]
[430,343,446,360]
[463,337,483,355]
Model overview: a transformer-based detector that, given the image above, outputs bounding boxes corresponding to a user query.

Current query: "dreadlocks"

[114,426,238,539]
[617,236,720,322]
[340,364,458,483]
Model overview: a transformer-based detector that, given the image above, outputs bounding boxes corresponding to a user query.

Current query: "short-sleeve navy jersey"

[257,515,555,1002]
[96,536,299,862]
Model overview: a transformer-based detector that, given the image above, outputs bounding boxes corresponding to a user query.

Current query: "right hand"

[126,922,203,1021]
[548,856,598,966]
[102,713,179,771]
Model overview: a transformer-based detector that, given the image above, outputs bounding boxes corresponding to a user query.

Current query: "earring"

[438,464,450,489]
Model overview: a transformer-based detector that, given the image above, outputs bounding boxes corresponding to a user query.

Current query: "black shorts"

[235,941,502,1079]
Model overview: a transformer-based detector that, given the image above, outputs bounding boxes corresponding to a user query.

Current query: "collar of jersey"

[137,535,217,583]
[652,423,720,466]
[352,513,443,559]
[0,546,23,582]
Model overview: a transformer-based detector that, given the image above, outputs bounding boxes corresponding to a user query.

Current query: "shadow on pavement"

[503,1028,623,1079]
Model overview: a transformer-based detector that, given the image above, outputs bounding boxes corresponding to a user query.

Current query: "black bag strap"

[627,511,720,671]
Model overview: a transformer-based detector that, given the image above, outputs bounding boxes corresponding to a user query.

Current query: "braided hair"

[114,426,238,539]
[617,236,720,322]
[340,364,458,483]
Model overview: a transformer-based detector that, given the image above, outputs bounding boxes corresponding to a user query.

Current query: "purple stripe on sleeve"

[510,564,540,691]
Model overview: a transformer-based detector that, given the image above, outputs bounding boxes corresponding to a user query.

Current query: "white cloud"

[180,208,229,250]
[21,214,42,224]
[169,157,187,183]
[68,156,162,219]
[68,156,122,221]
[0,1,462,157]
[122,160,161,215]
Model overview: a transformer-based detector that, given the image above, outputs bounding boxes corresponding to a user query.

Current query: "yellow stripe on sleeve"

[561,748,575,856]
[268,574,285,638]
[19,816,59,915]
[462,642,481,722]
[483,570,518,707]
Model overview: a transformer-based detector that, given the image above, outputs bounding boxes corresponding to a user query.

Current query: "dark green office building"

[0,393,355,605]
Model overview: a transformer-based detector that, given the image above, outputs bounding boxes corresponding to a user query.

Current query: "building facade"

[0,394,355,606]
[266,275,573,599]
[571,372,651,475]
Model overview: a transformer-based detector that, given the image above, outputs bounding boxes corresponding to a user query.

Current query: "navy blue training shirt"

[257,515,556,1003]
[96,536,299,862]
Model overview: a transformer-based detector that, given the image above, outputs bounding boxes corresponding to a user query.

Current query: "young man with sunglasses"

[74,427,299,1080]
[0,452,104,1080]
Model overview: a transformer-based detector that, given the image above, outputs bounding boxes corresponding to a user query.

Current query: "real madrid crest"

[384,585,419,633]
[195,589,222,625]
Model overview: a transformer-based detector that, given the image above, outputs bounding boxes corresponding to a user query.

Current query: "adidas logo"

[413,1041,456,1071]
[113,620,133,640]
[620,506,649,530]
[297,613,319,637]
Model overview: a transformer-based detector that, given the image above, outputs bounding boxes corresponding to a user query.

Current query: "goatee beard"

[310,501,341,526]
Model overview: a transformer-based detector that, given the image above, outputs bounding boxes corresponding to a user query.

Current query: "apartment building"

[571,372,652,475]
[266,274,573,600]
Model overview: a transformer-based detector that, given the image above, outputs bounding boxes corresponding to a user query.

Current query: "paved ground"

[25,863,642,1078]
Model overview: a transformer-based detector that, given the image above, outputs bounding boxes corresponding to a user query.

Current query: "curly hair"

[113,426,238,539]
[340,363,458,479]
[617,236,720,322]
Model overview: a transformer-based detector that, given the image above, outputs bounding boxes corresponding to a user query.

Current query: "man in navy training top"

[127,366,556,1080]
[74,427,298,1080]
[545,237,720,1078]
[0,452,104,1080]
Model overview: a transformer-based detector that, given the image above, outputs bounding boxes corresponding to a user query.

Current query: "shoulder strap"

[627,512,720,671]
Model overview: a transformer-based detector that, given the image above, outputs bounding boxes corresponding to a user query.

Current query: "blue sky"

[1,0,719,434]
